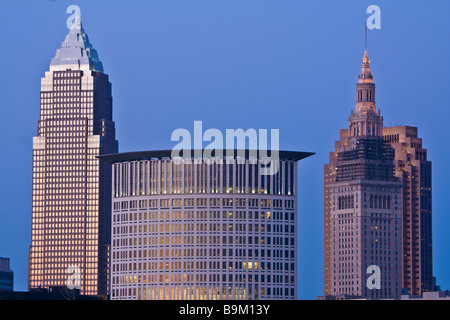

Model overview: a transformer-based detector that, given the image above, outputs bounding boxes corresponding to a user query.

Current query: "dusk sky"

[0,0,449,299]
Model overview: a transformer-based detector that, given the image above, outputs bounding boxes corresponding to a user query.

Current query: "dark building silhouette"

[0,258,14,292]
[0,286,106,300]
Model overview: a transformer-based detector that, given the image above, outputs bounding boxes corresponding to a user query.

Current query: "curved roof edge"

[98,149,314,163]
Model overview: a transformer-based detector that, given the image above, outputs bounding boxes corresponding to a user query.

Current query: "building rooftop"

[50,18,103,72]
[0,258,11,272]
[98,149,314,163]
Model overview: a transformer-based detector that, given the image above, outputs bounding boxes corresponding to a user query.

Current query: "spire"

[359,22,372,81]
[359,49,372,82]
[50,16,103,72]
[347,29,382,143]
[362,49,369,68]
[354,47,376,115]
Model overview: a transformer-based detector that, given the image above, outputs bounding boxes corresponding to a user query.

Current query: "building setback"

[100,150,313,300]
[28,17,118,296]
[383,126,432,295]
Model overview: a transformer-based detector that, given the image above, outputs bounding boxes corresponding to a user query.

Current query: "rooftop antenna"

[365,21,367,51]
[75,0,80,21]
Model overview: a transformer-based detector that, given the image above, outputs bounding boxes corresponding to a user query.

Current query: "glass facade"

[101,151,312,300]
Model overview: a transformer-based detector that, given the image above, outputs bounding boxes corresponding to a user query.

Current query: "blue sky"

[0,0,449,299]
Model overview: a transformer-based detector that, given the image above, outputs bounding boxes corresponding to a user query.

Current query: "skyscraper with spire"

[324,48,403,299]
[28,15,118,296]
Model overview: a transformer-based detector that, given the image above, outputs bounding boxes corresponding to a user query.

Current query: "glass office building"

[100,150,313,300]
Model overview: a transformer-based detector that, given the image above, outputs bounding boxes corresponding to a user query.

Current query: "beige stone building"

[324,48,432,298]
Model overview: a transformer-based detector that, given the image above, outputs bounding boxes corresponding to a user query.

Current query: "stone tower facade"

[325,49,403,299]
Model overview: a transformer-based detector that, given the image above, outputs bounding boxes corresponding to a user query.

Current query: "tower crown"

[348,49,383,143]
[50,18,103,72]
[358,49,373,83]
[355,49,376,114]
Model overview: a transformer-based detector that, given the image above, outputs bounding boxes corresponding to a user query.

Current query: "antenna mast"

[365,22,367,51]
